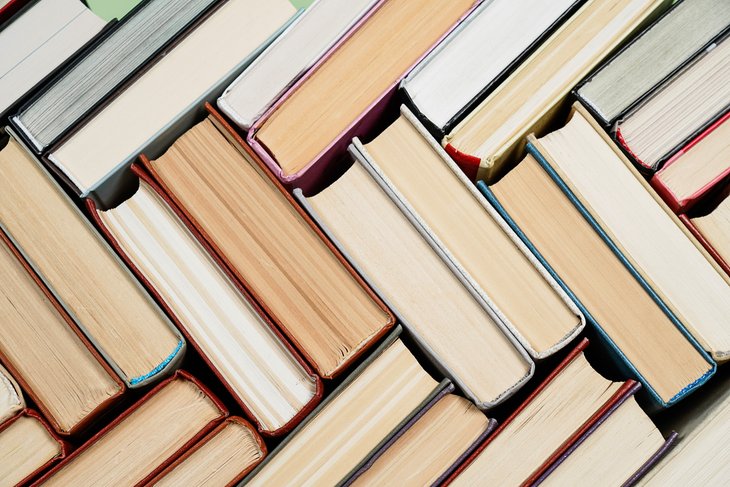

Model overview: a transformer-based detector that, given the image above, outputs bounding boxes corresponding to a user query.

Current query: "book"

[652,110,730,213]
[0,363,23,424]
[90,175,322,435]
[353,106,584,359]
[0,0,106,115]
[0,229,123,435]
[86,0,145,21]
[141,105,394,379]
[149,417,266,486]
[576,0,730,126]
[534,104,730,363]
[687,186,730,278]
[46,0,297,196]
[442,0,668,182]
[486,130,714,407]
[248,0,478,190]
[12,0,221,153]
[615,31,730,171]
[347,391,495,486]
[447,340,671,486]
[642,369,730,485]
[245,333,449,485]
[0,135,184,388]
[37,371,226,486]
[298,153,534,408]
[0,410,67,487]
[218,0,378,131]
[401,0,580,137]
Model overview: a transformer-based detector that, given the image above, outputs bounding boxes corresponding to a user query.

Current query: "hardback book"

[148,417,266,486]
[248,0,479,191]
[0,0,24,22]
[484,114,715,407]
[652,110,730,213]
[0,133,185,388]
[352,106,584,359]
[401,0,581,138]
[442,0,669,182]
[529,103,730,363]
[245,330,458,485]
[45,0,297,198]
[36,371,226,486]
[615,31,730,171]
[85,0,145,21]
[140,104,394,379]
[346,388,496,486]
[0,0,106,116]
[218,0,378,131]
[297,150,535,408]
[576,0,730,126]
[446,340,674,486]
[0,363,23,424]
[0,410,68,487]
[642,368,730,485]
[533,392,677,486]
[0,229,123,435]
[12,0,221,153]
[684,185,730,278]
[89,170,323,435]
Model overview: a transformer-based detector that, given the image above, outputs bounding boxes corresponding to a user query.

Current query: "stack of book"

[1,0,729,484]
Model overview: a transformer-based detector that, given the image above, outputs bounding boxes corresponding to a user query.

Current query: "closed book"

[0,363,23,425]
[0,228,124,436]
[44,0,298,200]
[575,0,730,127]
[86,166,323,436]
[0,409,69,487]
[0,129,185,389]
[248,0,480,192]
[682,185,730,279]
[297,146,534,408]
[138,102,394,380]
[36,371,227,486]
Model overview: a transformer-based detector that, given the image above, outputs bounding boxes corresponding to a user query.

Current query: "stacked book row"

[0,0,728,484]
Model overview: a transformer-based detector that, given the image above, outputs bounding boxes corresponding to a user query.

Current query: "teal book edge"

[477,141,715,409]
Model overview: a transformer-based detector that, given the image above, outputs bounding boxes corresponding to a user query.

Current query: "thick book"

[652,110,730,213]
[36,371,227,486]
[148,417,266,486]
[87,168,323,436]
[11,0,222,153]
[345,385,496,486]
[0,229,123,435]
[138,103,394,379]
[683,185,730,279]
[350,105,584,359]
[442,0,669,182]
[0,0,106,116]
[614,30,730,171]
[446,339,674,486]
[0,409,69,486]
[244,328,464,485]
[0,363,24,425]
[44,0,298,200]
[576,0,730,127]
[530,103,730,363]
[218,0,378,131]
[401,0,581,139]
[248,0,479,191]
[483,114,715,407]
[297,148,535,408]
[0,131,185,388]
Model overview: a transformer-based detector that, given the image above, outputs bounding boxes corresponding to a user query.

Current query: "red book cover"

[86,177,324,436]
[444,338,641,485]
[0,409,70,486]
[137,102,395,381]
[34,371,227,486]
[0,229,125,437]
